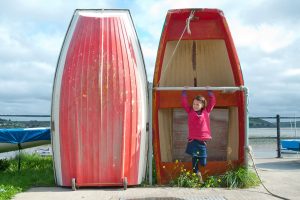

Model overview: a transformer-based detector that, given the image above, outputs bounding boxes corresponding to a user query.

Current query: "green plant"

[220,167,260,188]
[152,155,157,185]
[202,175,221,188]
[168,160,259,189]
[168,160,203,188]
[0,159,10,172]
[170,169,202,188]
[0,153,55,200]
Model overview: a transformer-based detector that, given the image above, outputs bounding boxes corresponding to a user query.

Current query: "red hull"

[51,10,148,187]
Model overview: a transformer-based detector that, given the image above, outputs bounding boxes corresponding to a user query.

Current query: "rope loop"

[186,10,195,35]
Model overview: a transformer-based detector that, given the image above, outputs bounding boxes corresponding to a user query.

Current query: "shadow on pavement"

[255,159,300,170]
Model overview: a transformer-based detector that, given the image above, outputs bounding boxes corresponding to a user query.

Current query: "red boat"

[51,9,148,189]
[152,9,246,184]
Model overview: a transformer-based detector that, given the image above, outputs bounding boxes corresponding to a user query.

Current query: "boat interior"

[157,39,240,162]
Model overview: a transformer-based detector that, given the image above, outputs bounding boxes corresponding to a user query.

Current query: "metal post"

[276,114,282,158]
[154,86,243,91]
[18,143,22,171]
[148,82,153,185]
[243,87,250,168]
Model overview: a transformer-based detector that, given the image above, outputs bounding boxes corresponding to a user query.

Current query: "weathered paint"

[51,9,148,187]
[153,9,245,184]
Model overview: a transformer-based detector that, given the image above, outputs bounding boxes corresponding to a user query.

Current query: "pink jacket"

[181,91,216,141]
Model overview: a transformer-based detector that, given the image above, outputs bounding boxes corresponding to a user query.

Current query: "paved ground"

[13,157,300,200]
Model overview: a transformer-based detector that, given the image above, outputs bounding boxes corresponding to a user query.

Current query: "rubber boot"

[197,172,204,184]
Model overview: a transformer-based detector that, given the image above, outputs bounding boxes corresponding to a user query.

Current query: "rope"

[186,10,195,35]
[247,148,291,200]
[157,10,196,86]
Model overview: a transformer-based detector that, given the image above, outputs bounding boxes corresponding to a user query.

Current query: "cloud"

[0,0,299,118]
[231,23,298,53]
[283,69,300,77]
[0,24,31,61]
[0,0,114,115]
[241,45,300,117]
[239,0,300,25]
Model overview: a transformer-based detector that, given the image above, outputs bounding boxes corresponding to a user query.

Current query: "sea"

[249,127,300,158]
[0,128,299,160]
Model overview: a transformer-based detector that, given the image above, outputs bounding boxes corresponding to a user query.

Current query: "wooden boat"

[0,127,50,153]
[51,9,148,189]
[152,9,245,184]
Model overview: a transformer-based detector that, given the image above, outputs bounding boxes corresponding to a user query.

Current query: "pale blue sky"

[0,0,299,117]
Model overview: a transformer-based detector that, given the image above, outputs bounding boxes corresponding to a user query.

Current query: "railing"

[0,115,50,117]
[250,115,300,158]
[1,114,298,159]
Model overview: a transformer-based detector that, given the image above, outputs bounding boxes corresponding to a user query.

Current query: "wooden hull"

[153,9,245,184]
[51,9,148,187]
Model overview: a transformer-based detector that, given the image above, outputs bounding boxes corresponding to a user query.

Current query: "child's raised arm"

[181,89,190,113]
[206,90,216,113]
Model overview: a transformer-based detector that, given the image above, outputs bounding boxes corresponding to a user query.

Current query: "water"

[249,127,300,138]
[249,138,278,158]
[249,128,300,158]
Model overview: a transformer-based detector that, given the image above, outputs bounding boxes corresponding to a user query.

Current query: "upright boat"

[51,9,148,188]
[153,9,245,184]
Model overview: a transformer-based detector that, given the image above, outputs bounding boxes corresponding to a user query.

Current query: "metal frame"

[148,83,153,185]
[153,86,245,91]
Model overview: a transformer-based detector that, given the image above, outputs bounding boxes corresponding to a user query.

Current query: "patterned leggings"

[192,157,207,173]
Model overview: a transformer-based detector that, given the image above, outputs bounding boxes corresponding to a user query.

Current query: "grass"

[0,153,55,200]
[140,155,157,186]
[221,167,260,188]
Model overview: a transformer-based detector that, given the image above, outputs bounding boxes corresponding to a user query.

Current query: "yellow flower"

[186,171,190,175]
[193,173,196,176]
[175,160,179,164]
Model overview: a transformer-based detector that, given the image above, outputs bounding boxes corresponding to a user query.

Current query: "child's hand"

[182,86,188,96]
[206,86,213,96]
[205,86,212,92]
[205,86,211,91]
[183,86,189,90]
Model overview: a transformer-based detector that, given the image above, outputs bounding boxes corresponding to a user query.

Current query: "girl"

[181,88,216,183]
